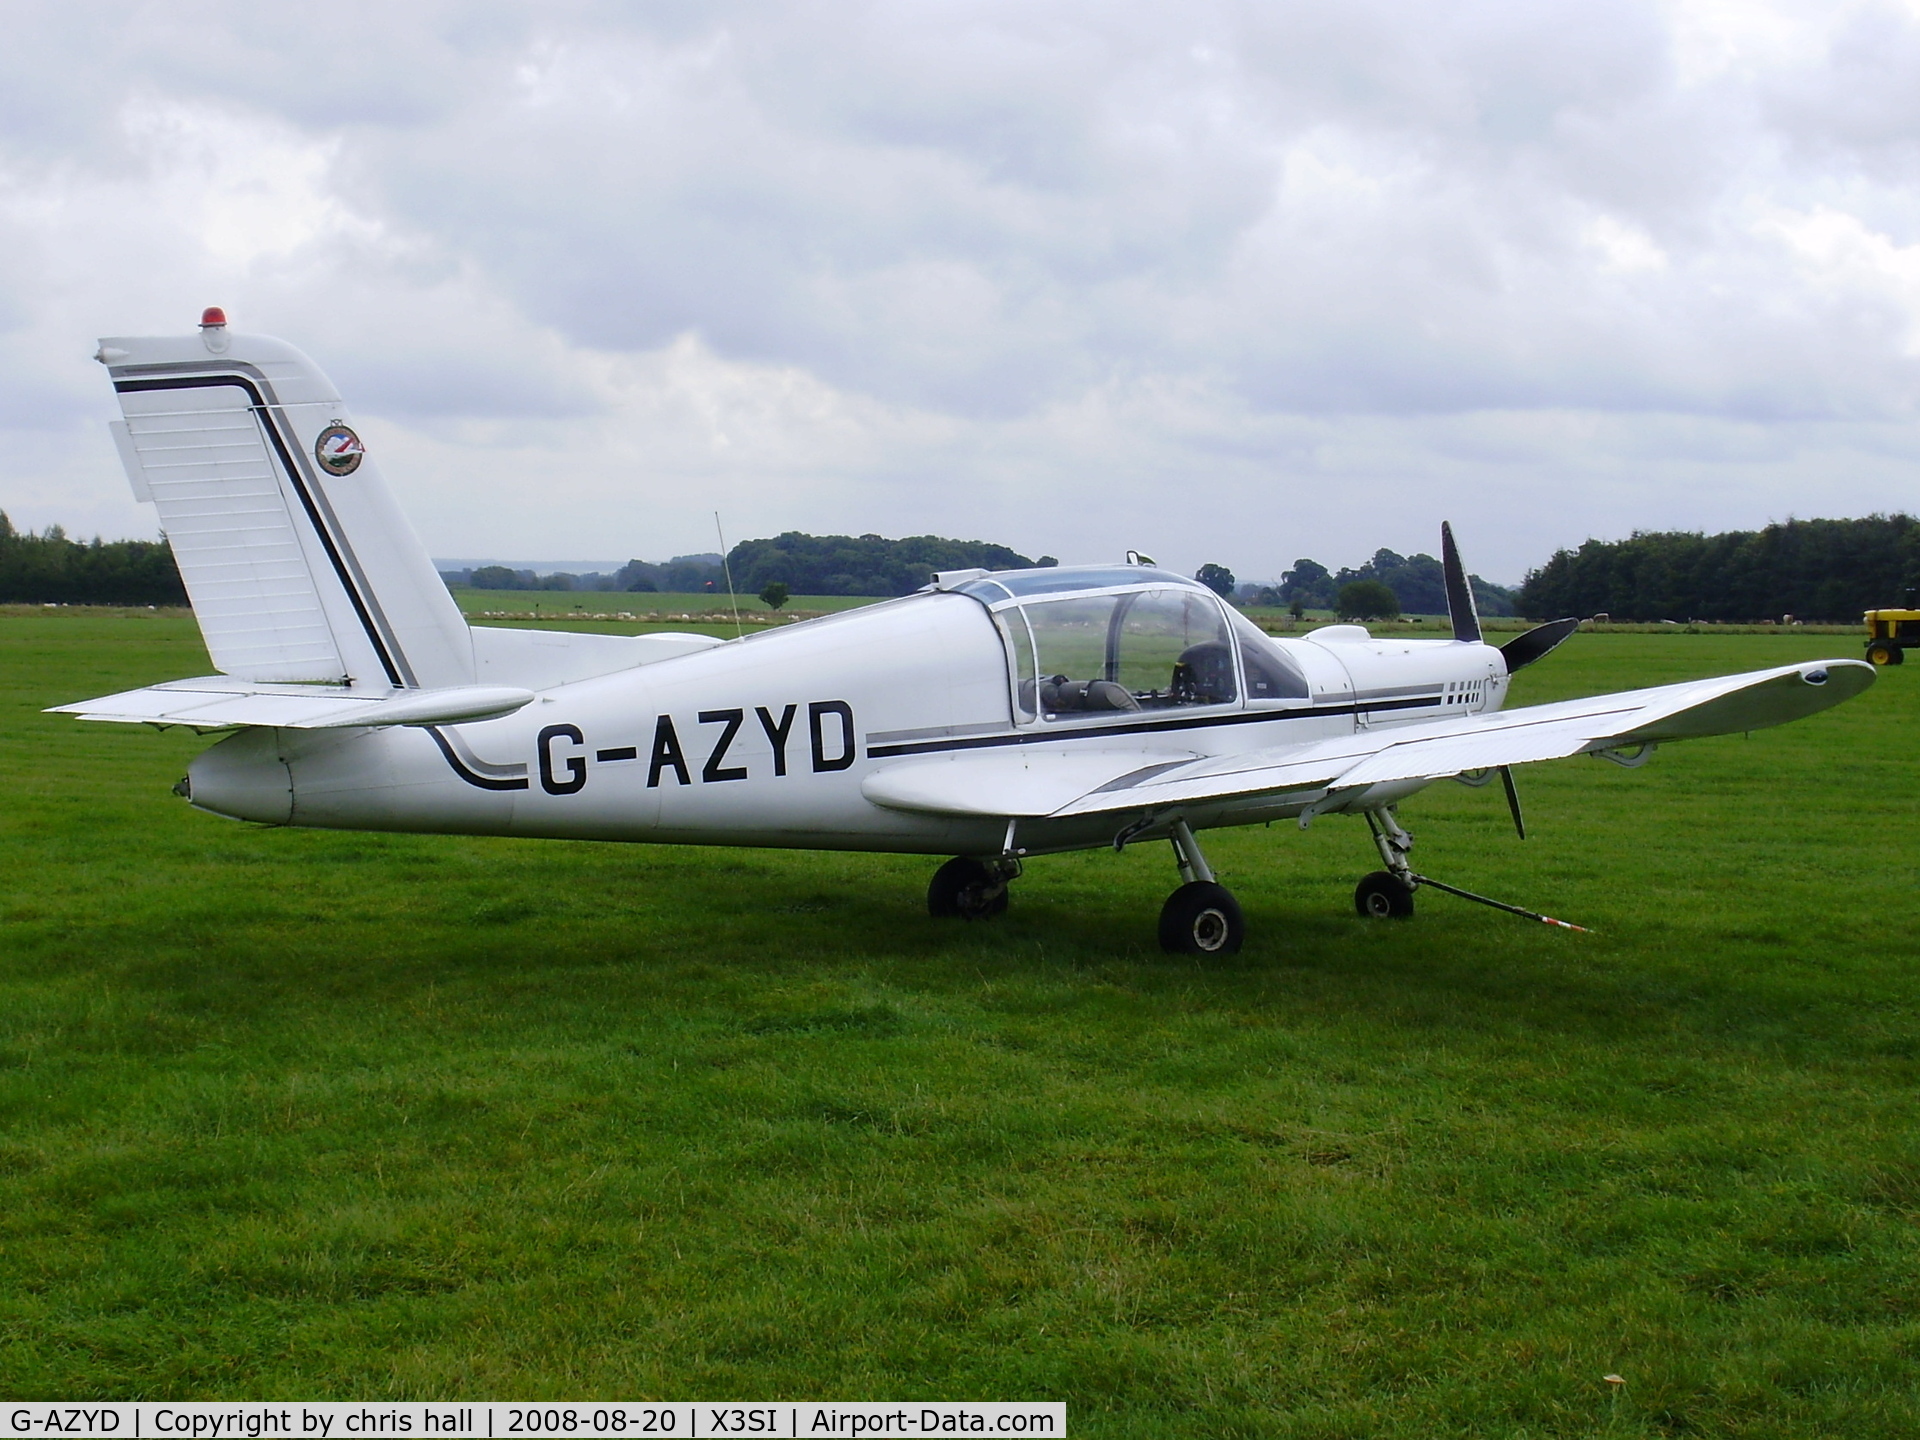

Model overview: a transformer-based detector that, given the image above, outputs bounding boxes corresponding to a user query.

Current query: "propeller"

[1499,765,1525,840]
[1440,521,1481,643]
[1441,523,1535,839]
[1500,616,1580,674]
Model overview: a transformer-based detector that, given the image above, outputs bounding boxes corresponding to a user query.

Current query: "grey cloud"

[5,1,1920,577]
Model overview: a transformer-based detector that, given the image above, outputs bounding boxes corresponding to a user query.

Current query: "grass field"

[2,611,1916,1433]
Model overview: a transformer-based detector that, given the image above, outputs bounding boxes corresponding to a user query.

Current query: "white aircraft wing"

[864,659,1872,820]
[47,677,535,731]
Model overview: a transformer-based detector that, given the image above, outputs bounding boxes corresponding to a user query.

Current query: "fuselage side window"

[995,608,1039,719]
[1229,610,1311,702]
[1014,588,1236,721]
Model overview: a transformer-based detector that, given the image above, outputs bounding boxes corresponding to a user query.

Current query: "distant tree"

[727,532,1044,597]
[1281,558,1337,609]
[0,510,187,606]
[1289,598,1306,620]
[1036,555,1059,567]
[615,554,726,593]
[1336,579,1401,621]
[469,565,525,590]
[758,581,790,610]
[1195,563,1236,598]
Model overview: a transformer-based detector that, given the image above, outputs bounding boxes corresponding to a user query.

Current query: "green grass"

[2,614,1917,1433]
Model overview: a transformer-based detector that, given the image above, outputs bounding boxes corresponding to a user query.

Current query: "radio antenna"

[715,511,744,639]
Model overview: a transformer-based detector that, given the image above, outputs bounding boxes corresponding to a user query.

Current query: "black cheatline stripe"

[114,373,408,689]
[424,726,529,791]
[864,694,1442,759]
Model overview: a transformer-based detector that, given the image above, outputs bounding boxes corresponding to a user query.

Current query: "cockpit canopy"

[950,567,1309,723]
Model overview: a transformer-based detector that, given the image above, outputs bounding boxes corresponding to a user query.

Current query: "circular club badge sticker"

[315,424,365,476]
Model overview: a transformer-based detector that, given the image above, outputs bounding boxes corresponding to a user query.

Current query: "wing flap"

[862,748,1201,817]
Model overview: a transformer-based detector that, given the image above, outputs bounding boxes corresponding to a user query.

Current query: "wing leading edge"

[863,659,1873,820]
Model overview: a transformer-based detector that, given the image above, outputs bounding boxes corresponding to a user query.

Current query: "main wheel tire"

[1867,641,1901,666]
[1354,870,1416,919]
[927,857,1009,920]
[1157,881,1244,955]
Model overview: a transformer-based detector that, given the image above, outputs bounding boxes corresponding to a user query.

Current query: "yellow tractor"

[1864,605,1920,666]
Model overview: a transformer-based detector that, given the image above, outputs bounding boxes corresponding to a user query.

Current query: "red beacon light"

[199,307,227,328]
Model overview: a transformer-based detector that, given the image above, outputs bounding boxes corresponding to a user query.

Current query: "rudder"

[100,314,472,691]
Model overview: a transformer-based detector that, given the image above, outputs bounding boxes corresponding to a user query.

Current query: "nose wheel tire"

[928,857,1010,920]
[1158,881,1244,955]
[1355,870,1416,919]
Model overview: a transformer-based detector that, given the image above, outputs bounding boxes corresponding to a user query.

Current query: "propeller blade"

[1441,521,1481,643]
[1499,765,1526,839]
[1499,617,1580,674]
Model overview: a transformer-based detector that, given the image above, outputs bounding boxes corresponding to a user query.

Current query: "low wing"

[865,659,1872,821]
[48,678,535,731]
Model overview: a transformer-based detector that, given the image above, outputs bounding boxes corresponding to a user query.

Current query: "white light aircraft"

[57,313,1875,953]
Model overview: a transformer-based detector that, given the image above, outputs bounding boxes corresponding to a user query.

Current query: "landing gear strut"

[1158,819,1244,955]
[927,855,1019,920]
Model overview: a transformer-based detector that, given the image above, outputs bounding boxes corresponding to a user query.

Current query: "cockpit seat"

[1036,676,1141,715]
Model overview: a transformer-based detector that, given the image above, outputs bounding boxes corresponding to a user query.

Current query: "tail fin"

[1440,521,1481,644]
[99,317,471,690]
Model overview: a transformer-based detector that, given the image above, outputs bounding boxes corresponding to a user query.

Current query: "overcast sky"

[4,1,1918,584]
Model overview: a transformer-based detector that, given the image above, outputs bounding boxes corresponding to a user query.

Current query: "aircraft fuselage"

[188,586,1510,857]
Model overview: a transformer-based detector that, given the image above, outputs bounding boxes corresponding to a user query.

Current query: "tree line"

[1260,550,1517,617]
[724,533,1055,598]
[1515,516,1920,622]
[0,512,186,606]
[11,509,1919,621]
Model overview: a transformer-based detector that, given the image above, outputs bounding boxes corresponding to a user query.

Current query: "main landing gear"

[927,855,1018,920]
[1157,820,1244,956]
[927,819,1245,956]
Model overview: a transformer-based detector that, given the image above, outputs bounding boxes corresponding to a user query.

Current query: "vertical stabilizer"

[1440,521,1482,644]
[99,319,472,690]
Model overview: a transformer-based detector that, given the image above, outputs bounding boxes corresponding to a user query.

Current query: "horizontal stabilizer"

[49,678,534,731]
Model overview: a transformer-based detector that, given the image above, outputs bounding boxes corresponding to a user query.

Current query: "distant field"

[449,588,879,622]
[3,613,1917,1431]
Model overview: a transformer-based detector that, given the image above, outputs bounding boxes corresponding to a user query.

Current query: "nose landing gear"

[1356,808,1418,918]
[1353,805,1590,931]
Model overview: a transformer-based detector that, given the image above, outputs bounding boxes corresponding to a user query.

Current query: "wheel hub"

[1191,908,1229,950]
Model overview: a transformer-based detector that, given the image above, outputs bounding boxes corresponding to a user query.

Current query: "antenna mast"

[715,511,744,639]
